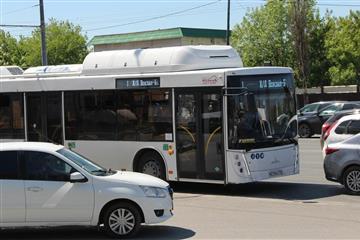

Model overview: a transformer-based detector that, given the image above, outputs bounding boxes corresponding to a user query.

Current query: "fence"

[296,85,359,108]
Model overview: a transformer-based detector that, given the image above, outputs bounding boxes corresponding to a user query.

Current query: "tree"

[288,0,314,101]
[325,11,360,87]
[307,11,332,89]
[231,0,293,68]
[0,30,23,66]
[19,19,88,67]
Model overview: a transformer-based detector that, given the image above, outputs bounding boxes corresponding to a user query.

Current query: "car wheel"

[103,202,142,238]
[298,123,312,138]
[138,152,165,180]
[343,166,360,195]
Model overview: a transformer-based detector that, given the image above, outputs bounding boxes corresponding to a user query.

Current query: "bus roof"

[0,45,242,80]
[0,46,293,92]
[0,66,23,77]
[0,66,293,93]
[23,64,83,76]
[82,45,243,75]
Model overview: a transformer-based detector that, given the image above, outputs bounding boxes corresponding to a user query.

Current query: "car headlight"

[139,186,167,198]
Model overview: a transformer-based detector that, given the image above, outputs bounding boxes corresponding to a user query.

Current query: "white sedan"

[0,142,173,238]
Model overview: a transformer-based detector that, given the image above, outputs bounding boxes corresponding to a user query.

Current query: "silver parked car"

[324,134,360,194]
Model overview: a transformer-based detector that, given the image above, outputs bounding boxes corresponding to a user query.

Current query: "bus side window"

[0,93,25,139]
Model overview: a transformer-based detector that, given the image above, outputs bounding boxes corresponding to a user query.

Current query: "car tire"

[343,166,360,195]
[103,202,142,238]
[298,123,312,138]
[138,151,166,180]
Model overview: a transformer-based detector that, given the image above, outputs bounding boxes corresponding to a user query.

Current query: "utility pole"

[39,0,47,65]
[357,71,360,93]
[226,0,230,45]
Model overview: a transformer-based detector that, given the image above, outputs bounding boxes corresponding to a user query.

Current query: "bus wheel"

[138,152,165,180]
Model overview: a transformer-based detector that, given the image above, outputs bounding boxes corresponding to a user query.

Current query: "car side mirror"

[70,172,87,183]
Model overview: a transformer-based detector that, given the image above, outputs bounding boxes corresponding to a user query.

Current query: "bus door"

[26,92,63,144]
[175,89,224,180]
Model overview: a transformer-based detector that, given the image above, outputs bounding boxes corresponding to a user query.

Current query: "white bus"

[0,45,299,184]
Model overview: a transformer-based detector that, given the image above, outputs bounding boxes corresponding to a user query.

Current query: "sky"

[1,0,360,42]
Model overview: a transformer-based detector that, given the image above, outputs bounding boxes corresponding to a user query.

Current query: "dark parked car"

[298,101,336,115]
[298,101,360,138]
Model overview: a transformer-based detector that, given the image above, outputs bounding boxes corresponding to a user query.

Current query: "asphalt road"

[2,138,359,239]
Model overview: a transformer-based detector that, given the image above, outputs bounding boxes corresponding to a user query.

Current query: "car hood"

[100,171,169,188]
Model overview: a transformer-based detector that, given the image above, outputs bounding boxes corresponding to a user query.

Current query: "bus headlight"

[140,186,167,198]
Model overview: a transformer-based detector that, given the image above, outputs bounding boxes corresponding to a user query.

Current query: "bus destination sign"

[259,79,287,89]
[116,78,160,89]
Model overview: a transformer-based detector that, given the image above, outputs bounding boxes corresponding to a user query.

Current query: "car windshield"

[57,148,111,176]
[299,103,319,114]
[227,73,297,149]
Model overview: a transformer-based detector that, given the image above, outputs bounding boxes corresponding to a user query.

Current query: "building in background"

[88,27,227,51]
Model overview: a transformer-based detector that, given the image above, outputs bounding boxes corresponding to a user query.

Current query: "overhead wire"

[81,5,221,26]
[69,0,264,23]
[3,3,39,15]
[85,0,223,32]
[2,0,360,37]
[317,4,360,7]
[78,1,259,26]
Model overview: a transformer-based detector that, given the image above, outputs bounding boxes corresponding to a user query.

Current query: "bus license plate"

[268,170,283,177]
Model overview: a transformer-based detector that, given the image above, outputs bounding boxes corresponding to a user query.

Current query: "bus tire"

[138,151,166,180]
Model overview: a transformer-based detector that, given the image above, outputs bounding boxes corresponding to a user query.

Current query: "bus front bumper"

[250,165,299,182]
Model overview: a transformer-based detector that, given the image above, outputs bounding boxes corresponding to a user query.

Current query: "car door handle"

[27,187,44,192]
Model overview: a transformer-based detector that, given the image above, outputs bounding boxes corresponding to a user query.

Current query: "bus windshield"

[227,74,297,149]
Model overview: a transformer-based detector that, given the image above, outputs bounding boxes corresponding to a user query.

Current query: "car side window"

[335,120,351,134]
[0,151,19,180]
[319,105,341,117]
[24,151,74,182]
[347,120,360,135]
[301,104,318,113]
[342,104,356,110]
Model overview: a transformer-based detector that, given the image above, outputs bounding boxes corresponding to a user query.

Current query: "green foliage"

[325,11,360,85]
[19,18,88,67]
[231,1,360,87]
[308,11,332,87]
[0,30,23,66]
[231,0,293,68]
[328,65,357,85]
[288,0,316,90]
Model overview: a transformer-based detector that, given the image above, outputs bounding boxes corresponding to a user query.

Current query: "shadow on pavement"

[171,181,346,202]
[0,226,195,240]
[136,225,195,239]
